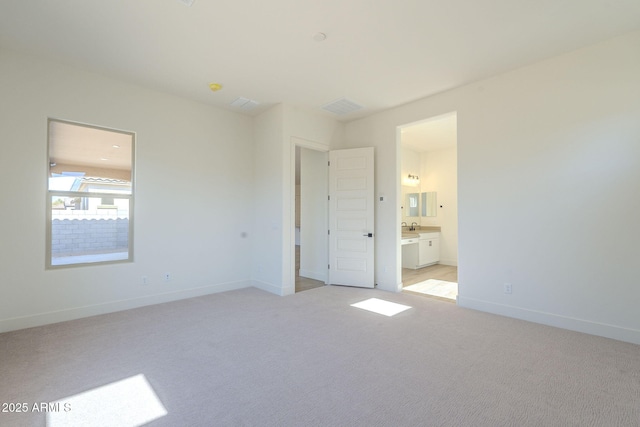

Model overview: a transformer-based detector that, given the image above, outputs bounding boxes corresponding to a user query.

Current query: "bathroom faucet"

[401,222,407,228]
[410,222,418,231]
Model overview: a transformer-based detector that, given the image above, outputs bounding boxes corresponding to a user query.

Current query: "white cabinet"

[418,236,439,266]
[401,240,418,269]
[402,232,439,269]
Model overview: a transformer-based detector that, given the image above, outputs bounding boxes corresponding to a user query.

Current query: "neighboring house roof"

[50,174,130,192]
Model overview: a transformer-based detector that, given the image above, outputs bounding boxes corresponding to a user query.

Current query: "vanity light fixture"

[406,174,420,186]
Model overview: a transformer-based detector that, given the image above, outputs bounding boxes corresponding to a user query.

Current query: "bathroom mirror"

[421,192,437,217]
[406,193,419,217]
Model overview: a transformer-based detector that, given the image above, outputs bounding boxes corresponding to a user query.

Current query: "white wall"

[251,105,285,295]
[345,31,640,344]
[400,147,421,224]
[283,106,345,294]
[420,148,458,266]
[0,48,254,332]
[300,147,329,282]
[252,104,344,296]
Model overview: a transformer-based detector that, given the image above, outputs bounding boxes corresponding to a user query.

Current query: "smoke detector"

[178,0,195,6]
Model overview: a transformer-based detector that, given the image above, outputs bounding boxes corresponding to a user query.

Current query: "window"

[47,119,135,268]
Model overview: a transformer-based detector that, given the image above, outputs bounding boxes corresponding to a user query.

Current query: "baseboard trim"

[0,280,251,334]
[457,296,640,345]
[438,259,458,266]
[251,279,287,296]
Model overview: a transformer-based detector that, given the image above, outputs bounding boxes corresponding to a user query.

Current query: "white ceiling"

[1,1,639,121]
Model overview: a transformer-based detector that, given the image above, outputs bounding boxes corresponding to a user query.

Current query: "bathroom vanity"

[401,231,440,269]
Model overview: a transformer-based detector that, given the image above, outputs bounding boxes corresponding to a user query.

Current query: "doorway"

[397,112,459,300]
[293,142,328,293]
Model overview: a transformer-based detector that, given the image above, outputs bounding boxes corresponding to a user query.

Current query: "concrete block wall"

[51,218,129,255]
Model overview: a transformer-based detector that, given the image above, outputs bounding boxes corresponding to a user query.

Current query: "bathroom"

[399,112,459,299]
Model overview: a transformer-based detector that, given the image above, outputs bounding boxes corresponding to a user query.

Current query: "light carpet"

[404,279,458,300]
[1,286,639,426]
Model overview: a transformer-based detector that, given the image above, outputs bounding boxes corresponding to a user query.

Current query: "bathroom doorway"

[398,112,459,301]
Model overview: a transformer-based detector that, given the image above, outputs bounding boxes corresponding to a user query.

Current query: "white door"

[329,147,374,288]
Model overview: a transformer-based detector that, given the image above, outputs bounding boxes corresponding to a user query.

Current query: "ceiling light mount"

[209,83,223,92]
[313,32,327,42]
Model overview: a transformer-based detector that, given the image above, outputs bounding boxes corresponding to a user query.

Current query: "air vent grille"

[230,97,259,110]
[321,98,363,115]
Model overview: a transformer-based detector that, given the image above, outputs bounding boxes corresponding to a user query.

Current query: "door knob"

[363,233,373,237]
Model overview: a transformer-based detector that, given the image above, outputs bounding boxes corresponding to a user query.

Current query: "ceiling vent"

[178,0,196,6]
[321,98,363,116]
[230,97,259,110]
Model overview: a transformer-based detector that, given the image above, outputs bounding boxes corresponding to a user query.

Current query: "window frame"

[46,118,136,269]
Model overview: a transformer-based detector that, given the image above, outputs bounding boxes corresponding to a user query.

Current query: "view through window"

[47,119,134,267]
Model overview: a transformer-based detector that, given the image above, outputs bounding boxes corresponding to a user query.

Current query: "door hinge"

[328,264,330,269]
[328,195,330,201]
[328,161,330,166]
[328,229,330,235]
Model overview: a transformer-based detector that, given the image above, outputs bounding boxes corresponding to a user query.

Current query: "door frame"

[396,112,459,291]
[289,137,330,292]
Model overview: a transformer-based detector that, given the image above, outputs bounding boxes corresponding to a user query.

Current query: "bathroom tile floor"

[402,264,458,302]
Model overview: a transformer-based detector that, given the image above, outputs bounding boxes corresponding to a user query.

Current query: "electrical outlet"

[504,283,512,294]
[142,276,148,285]
[164,273,171,282]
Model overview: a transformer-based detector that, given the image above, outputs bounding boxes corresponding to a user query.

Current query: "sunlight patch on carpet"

[351,298,411,316]
[47,374,167,427]
[404,279,458,300]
